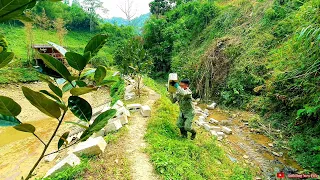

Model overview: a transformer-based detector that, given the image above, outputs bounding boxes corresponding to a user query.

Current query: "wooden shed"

[32,42,67,65]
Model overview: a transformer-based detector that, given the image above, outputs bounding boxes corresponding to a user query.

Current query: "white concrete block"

[44,153,81,178]
[141,105,151,117]
[91,129,105,138]
[118,115,128,125]
[209,118,219,124]
[211,126,221,131]
[207,102,217,110]
[222,126,232,134]
[104,119,122,133]
[44,153,58,162]
[203,124,212,131]
[216,131,225,137]
[204,109,209,115]
[115,100,124,107]
[210,130,218,136]
[125,85,134,93]
[72,136,107,156]
[116,106,131,117]
[126,104,142,111]
[199,115,206,121]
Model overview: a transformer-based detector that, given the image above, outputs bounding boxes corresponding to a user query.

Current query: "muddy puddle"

[0,82,110,180]
[198,105,303,179]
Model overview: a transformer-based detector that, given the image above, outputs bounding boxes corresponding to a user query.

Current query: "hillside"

[144,0,320,173]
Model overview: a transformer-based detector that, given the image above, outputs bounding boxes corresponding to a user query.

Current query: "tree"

[118,0,136,22]
[83,0,107,31]
[24,11,34,66]
[35,8,51,29]
[149,0,173,17]
[114,37,152,97]
[54,18,68,46]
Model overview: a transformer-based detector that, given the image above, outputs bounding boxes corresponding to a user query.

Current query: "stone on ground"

[222,126,232,134]
[209,118,219,124]
[117,115,128,125]
[141,105,151,117]
[211,126,221,131]
[126,104,142,111]
[199,115,206,121]
[105,119,122,133]
[216,131,225,137]
[72,136,107,156]
[203,124,212,131]
[116,106,131,117]
[44,152,58,162]
[44,153,81,178]
[207,102,217,110]
[125,85,134,93]
[124,92,136,101]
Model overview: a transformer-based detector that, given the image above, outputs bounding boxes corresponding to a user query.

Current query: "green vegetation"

[110,78,125,106]
[144,0,320,172]
[144,77,254,179]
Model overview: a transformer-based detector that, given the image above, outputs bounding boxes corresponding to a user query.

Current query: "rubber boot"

[190,129,197,140]
[179,128,187,138]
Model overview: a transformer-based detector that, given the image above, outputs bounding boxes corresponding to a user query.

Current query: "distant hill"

[105,13,151,30]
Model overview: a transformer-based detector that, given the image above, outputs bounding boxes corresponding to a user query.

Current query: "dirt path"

[124,87,160,180]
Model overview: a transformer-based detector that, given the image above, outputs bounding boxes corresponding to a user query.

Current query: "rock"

[207,102,217,110]
[216,131,225,137]
[194,120,204,126]
[268,143,273,147]
[44,153,58,162]
[272,151,282,157]
[243,155,249,159]
[199,115,206,121]
[209,118,219,124]
[222,126,232,134]
[126,104,142,111]
[72,136,107,156]
[141,105,151,117]
[204,109,209,115]
[105,119,122,133]
[255,177,262,180]
[44,153,81,178]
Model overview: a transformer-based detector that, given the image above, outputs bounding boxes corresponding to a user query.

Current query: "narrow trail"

[124,87,161,180]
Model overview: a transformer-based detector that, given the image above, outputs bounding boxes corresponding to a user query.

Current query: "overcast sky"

[96,0,152,19]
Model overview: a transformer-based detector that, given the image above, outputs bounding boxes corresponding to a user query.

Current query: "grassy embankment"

[143,77,255,179]
[0,24,112,84]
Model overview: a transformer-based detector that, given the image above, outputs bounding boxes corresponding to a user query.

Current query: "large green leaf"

[22,87,61,119]
[0,114,21,126]
[65,52,88,71]
[70,87,96,96]
[80,109,117,140]
[84,34,108,56]
[100,79,117,86]
[94,66,107,84]
[0,51,14,68]
[0,96,21,116]
[39,90,67,111]
[68,96,92,122]
[0,0,37,22]
[38,54,72,82]
[58,131,69,150]
[75,80,87,87]
[14,123,35,133]
[62,81,76,92]
[49,83,63,98]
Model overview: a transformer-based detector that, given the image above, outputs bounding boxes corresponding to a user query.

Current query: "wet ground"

[0,82,110,180]
[197,105,303,179]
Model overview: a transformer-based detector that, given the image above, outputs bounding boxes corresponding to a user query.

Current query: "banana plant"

[0,34,117,180]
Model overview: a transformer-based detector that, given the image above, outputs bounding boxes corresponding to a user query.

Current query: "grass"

[143,77,254,180]
[0,67,39,83]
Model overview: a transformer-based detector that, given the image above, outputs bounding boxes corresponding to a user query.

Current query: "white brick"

[199,116,206,122]
[207,102,217,110]
[204,109,209,115]
[211,126,221,131]
[104,119,122,133]
[125,85,134,93]
[72,136,107,156]
[44,153,58,162]
[118,115,128,125]
[91,129,105,138]
[209,118,219,124]
[210,130,218,136]
[116,107,131,117]
[216,131,225,137]
[203,124,212,131]
[222,126,232,134]
[141,105,151,117]
[44,153,80,178]
[126,104,142,111]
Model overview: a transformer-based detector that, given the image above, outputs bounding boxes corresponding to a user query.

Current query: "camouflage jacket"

[170,86,195,115]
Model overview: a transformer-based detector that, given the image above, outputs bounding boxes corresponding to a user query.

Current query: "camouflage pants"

[177,111,195,132]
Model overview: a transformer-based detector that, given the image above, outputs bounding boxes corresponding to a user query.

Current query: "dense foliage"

[144,0,320,173]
